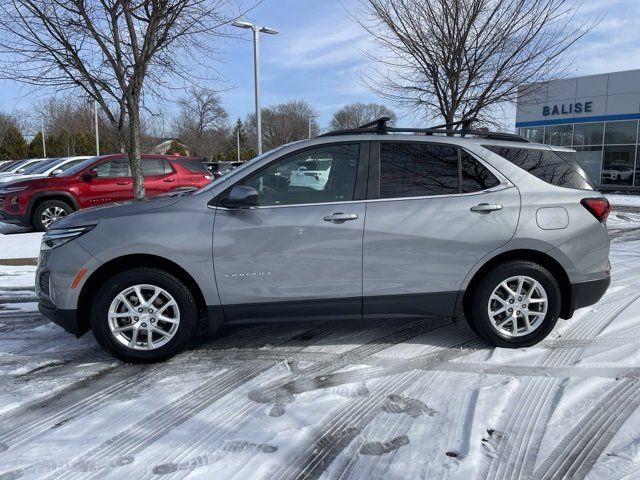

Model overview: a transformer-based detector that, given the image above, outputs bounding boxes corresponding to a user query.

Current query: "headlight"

[41,225,95,251]
[0,186,27,194]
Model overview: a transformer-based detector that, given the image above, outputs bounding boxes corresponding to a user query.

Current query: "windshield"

[5,159,32,173]
[60,156,100,176]
[194,147,286,194]
[23,157,62,174]
[0,160,21,172]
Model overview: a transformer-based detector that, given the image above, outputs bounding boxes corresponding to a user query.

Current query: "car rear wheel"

[91,268,198,363]
[32,200,73,231]
[466,261,561,348]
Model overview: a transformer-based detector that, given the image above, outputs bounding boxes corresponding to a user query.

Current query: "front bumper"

[38,302,81,336]
[0,210,29,226]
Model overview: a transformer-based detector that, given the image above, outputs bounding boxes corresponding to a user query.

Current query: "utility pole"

[232,21,278,156]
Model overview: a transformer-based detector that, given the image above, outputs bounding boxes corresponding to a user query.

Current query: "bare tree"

[357,0,596,126]
[329,103,397,130]
[246,100,319,151]
[173,87,229,158]
[0,0,235,199]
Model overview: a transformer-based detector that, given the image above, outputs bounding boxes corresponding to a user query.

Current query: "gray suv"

[36,120,611,363]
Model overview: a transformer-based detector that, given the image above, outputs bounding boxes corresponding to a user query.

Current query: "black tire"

[32,199,74,231]
[466,260,561,348]
[90,268,198,363]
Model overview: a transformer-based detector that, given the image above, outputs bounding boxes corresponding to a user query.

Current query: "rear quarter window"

[483,145,592,190]
[174,159,209,173]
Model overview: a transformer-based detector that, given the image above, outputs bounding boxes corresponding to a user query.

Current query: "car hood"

[0,173,42,184]
[53,196,183,228]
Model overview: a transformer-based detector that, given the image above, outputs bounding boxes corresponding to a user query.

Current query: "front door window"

[240,144,360,206]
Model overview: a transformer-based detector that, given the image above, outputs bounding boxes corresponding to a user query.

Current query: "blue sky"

[1,0,639,135]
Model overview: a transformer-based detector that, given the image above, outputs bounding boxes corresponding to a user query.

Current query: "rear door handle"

[116,181,130,185]
[470,203,503,213]
[323,212,359,223]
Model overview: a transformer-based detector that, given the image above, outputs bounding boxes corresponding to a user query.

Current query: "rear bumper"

[38,302,82,336]
[569,276,610,316]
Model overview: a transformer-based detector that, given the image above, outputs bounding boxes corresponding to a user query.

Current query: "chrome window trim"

[209,184,514,211]
[208,140,514,210]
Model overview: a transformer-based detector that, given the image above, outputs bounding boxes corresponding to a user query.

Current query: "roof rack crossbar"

[319,125,530,142]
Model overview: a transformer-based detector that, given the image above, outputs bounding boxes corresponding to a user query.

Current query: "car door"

[77,158,133,206]
[362,141,520,318]
[142,158,178,197]
[212,142,369,321]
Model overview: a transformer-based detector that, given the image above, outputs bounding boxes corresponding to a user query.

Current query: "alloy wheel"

[107,284,181,350]
[488,275,548,337]
[41,206,68,228]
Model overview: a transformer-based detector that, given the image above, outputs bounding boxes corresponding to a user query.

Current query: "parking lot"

[0,197,639,479]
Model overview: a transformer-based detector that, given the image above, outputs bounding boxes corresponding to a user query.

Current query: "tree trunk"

[116,108,127,154]
[127,100,145,200]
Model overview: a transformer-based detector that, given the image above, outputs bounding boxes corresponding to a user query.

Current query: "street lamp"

[306,114,316,139]
[232,20,278,155]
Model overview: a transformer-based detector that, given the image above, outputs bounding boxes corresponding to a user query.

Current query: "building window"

[518,127,544,143]
[573,122,604,147]
[545,125,573,146]
[574,147,602,186]
[602,145,635,186]
[604,121,638,145]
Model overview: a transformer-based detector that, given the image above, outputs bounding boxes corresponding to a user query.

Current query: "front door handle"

[323,212,359,223]
[470,203,503,213]
[163,178,176,182]
[116,181,130,186]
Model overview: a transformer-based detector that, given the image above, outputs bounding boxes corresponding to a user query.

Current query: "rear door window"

[142,158,171,176]
[483,145,591,190]
[461,151,501,193]
[379,143,459,198]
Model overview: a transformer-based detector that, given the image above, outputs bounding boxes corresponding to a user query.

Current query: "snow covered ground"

[1,210,640,479]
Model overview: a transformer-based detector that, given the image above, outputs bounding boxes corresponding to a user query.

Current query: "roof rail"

[319,117,530,143]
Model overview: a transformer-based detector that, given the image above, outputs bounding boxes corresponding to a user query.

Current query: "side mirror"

[221,185,258,208]
[81,170,99,181]
[51,169,63,176]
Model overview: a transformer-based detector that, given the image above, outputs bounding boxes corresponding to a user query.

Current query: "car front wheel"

[466,261,561,348]
[91,268,198,363]
[33,200,73,231]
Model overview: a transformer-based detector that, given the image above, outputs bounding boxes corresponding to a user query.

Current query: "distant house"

[151,139,190,156]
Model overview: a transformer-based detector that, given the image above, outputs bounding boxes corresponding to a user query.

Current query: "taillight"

[581,197,610,223]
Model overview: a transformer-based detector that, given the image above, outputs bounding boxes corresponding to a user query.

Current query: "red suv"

[0,154,212,231]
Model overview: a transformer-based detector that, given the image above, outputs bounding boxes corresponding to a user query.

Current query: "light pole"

[236,129,241,161]
[94,99,100,156]
[306,114,316,139]
[41,118,46,157]
[232,20,278,156]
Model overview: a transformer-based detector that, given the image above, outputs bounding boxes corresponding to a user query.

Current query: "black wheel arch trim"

[28,191,80,220]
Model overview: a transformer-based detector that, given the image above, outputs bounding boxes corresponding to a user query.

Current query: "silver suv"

[36,120,611,363]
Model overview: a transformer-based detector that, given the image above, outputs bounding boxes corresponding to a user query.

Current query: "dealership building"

[515,69,640,190]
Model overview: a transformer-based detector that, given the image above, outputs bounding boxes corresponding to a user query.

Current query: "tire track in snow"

[0,321,337,456]
[532,379,640,480]
[272,370,424,480]
[42,364,274,480]
[246,317,455,406]
[151,319,461,480]
[49,322,343,480]
[483,291,640,480]
[269,344,477,480]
